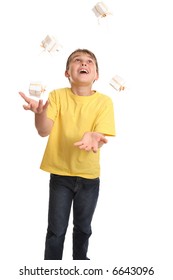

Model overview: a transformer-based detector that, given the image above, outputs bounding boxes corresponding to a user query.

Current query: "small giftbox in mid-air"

[41,35,62,53]
[29,82,46,98]
[92,2,112,18]
[110,75,125,91]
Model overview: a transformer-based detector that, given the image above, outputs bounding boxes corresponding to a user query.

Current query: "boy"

[19,49,115,260]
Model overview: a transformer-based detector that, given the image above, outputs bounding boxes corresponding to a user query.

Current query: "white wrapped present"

[92,2,111,18]
[41,35,62,53]
[110,75,125,91]
[29,82,46,97]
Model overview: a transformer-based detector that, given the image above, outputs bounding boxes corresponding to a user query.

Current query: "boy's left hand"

[74,132,107,153]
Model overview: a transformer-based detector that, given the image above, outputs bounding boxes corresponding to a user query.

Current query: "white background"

[0,0,172,279]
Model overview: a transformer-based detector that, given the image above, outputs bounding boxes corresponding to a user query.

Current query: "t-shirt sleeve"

[46,90,59,121]
[94,97,116,136]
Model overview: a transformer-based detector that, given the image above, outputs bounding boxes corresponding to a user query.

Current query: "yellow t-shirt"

[40,88,116,178]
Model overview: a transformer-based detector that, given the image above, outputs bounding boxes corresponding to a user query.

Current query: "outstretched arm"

[19,92,53,137]
[74,132,108,153]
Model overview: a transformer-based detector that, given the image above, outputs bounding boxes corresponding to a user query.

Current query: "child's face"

[65,52,99,85]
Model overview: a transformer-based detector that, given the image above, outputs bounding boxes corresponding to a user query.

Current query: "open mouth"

[79,68,89,74]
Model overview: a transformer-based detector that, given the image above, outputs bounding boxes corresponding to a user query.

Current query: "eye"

[88,59,93,64]
[74,58,81,62]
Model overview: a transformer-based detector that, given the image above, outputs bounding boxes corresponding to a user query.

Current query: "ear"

[94,72,99,81]
[65,70,70,77]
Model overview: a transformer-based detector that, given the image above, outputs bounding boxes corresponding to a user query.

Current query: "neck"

[71,85,94,96]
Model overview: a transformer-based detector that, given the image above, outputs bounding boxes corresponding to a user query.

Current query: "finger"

[19,92,30,103]
[43,100,49,110]
[102,138,108,143]
[74,142,89,151]
[85,146,91,151]
[38,99,43,106]
[74,141,83,147]
[78,143,87,149]
[23,104,31,110]
[99,135,108,143]
[37,99,44,113]
[19,91,25,98]
[92,145,98,153]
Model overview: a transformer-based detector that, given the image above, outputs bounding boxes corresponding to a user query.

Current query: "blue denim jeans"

[44,174,100,260]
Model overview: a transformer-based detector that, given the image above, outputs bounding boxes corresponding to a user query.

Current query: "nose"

[81,61,87,66]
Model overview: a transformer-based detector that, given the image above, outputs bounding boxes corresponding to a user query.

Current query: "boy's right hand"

[19,92,49,114]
